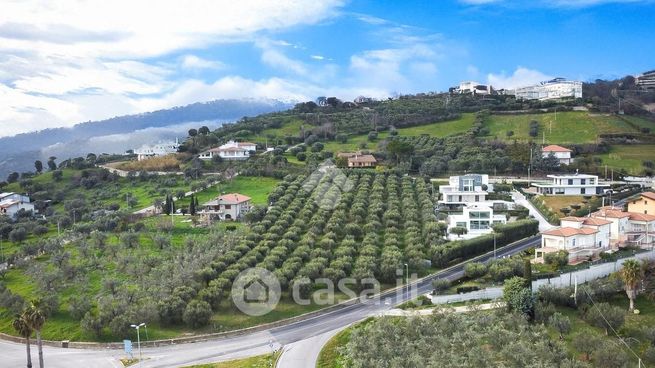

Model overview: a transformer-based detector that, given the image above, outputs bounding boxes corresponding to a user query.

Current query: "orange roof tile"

[217,193,251,204]
[640,192,655,201]
[542,227,599,237]
[628,212,655,222]
[561,217,584,222]
[348,154,377,163]
[542,144,572,153]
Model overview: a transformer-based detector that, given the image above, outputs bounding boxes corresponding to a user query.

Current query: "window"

[224,204,232,209]
[462,179,474,192]
[568,179,573,185]
[581,188,586,194]
[475,195,480,202]
[581,179,586,185]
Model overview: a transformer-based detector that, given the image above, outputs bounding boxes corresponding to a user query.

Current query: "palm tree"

[25,300,46,368]
[12,314,33,368]
[619,259,643,312]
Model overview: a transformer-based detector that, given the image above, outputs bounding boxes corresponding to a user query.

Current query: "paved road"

[0,236,540,368]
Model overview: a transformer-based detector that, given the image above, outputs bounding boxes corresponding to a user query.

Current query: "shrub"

[431,278,451,293]
[464,262,487,279]
[183,300,213,328]
[544,250,569,269]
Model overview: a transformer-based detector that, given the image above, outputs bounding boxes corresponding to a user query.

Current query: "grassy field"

[485,111,647,143]
[540,195,587,217]
[597,144,655,175]
[176,176,280,207]
[185,353,280,368]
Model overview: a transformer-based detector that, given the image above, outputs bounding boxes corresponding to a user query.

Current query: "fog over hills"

[0,98,292,178]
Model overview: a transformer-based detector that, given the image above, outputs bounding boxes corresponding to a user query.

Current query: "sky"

[0,0,654,137]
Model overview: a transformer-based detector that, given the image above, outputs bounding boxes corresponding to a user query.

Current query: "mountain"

[0,98,292,179]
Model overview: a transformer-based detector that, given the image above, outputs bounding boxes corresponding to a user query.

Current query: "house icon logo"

[232,267,281,316]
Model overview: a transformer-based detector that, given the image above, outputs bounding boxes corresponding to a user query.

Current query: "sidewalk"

[511,190,554,232]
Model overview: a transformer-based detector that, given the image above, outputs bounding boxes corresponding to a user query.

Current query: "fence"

[431,250,655,305]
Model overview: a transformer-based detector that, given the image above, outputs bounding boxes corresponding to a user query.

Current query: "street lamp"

[130,323,146,366]
[493,233,497,259]
[404,263,409,285]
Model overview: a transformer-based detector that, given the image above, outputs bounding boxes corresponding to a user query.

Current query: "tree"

[572,333,602,361]
[592,341,631,368]
[503,276,534,317]
[619,259,643,312]
[336,134,348,143]
[198,126,210,135]
[183,300,212,328]
[52,170,63,181]
[585,302,625,335]
[367,131,378,141]
[34,161,43,174]
[7,172,19,183]
[189,194,196,216]
[506,130,514,137]
[24,300,46,368]
[12,313,33,368]
[47,157,57,171]
[548,312,571,339]
[450,226,468,238]
[544,250,569,270]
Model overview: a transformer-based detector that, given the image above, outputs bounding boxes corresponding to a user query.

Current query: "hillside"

[0,98,291,178]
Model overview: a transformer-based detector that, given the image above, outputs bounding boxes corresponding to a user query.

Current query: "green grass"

[177,176,280,208]
[184,352,280,368]
[596,145,655,175]
[395,113,476,137]
[485,111,645,143]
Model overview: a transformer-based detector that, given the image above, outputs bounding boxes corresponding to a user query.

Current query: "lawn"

[485,111,644,143]
[185,353,279,368]
[596,144,655,175]
[321,114,475,153]
[394,113,476,137]
[176,176,280,207]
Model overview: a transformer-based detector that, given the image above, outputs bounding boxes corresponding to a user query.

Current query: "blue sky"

[0,0,654,137]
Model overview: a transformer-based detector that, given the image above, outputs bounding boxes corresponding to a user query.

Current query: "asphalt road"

[0,235,540,368]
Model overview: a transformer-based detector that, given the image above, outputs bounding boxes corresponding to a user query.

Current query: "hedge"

[431,219,539,267]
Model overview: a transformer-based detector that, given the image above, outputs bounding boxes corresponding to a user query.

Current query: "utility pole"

[493,232,497,259]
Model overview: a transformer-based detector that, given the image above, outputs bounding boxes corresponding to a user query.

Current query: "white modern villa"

[199,141,257,161]
[447,202,507,240]
[532,173,609,195]
[542,145,573,165]
[133,139,180,161]
[439,174,493,206]
[592,206,655,248]
[513,78,583,100]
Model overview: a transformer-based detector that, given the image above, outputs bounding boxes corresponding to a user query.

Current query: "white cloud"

[487,67,554,89]
[0,0,345,137]
[181,55,225,70]
[311,55,326,60]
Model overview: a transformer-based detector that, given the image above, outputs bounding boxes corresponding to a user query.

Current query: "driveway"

[511,190,554,232]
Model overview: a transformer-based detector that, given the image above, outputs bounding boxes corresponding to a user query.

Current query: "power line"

[579,286,646,366]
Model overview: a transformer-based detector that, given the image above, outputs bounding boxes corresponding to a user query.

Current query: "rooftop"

[348,154,377,163]
[640,192,655,201]
[542,227,599,237]
[542,144,572,153]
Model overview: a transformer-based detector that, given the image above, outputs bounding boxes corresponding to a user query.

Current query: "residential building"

[447,202,507,240]
[200,193,252,220]
[537,216,612,264]
[512,78,583,101]
[199,140,257,161]
[347,154,377,168]
[636,70,655,91]
[592,206,655,248]
[532,173,609,195]
[0,192,35,218]
[627,191,655,215]
[133,139,180,161]
[451,81,493,95]
[542,144,573,165]
[439,174,493,206]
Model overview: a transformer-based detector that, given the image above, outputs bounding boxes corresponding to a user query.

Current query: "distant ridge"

[0,98,292,178]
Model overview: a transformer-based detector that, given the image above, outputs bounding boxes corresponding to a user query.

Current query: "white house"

[453,81,493,95]
[0,192,35,218]
[133,139,180,161]
[591,206,631,247]
[439,174,493,206]
[447,202,507,240]
[591,206,655,248]
[532,173,609,195]
[200,193,252,220]
[537,216,612,264]
[199,141,257,161]
[513,78,583,100]
[542,145,573,165]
